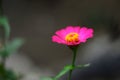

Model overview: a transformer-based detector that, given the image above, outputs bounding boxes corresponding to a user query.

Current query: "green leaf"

[75,63,90,69]
[6,38,24,53]
[0,66,19,80]
[54,65,73,80]
[5,69,18,80]
[0,64,5,74]
[0,16,10,39]
[0,38,24,57]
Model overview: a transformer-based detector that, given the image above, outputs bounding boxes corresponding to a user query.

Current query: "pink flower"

[52,26,94,46]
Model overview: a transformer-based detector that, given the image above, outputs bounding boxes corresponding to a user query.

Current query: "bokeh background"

[2,0,120,80]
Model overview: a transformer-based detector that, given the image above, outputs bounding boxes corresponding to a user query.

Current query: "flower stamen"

[65,32,79,44]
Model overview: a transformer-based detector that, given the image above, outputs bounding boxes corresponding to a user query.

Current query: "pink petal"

[85,29,94,38]
[79,27,87,35]
[55,29,67,39]
[73,26,81,33]
[79,27,94,42]
[65,26,74,33]
[52,35,65,44]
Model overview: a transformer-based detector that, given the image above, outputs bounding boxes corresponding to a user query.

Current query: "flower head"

[52,26,93,46]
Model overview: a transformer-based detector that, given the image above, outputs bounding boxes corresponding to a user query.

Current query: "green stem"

[0,0,8,79]
[0,0,5,67]
[68,47,78,80]
[1,24,8,80]
[1,36,8,68]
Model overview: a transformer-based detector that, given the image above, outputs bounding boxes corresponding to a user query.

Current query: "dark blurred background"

[2,0,120,80]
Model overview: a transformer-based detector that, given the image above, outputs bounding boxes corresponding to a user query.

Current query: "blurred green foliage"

[0,16,24,80]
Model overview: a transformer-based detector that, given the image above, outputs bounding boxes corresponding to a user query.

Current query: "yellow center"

[65,32,79,43]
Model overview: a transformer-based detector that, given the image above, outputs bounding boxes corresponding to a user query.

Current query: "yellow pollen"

[65,32,79,43]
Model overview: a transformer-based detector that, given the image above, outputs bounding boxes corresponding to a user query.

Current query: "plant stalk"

[68,46,78,80]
